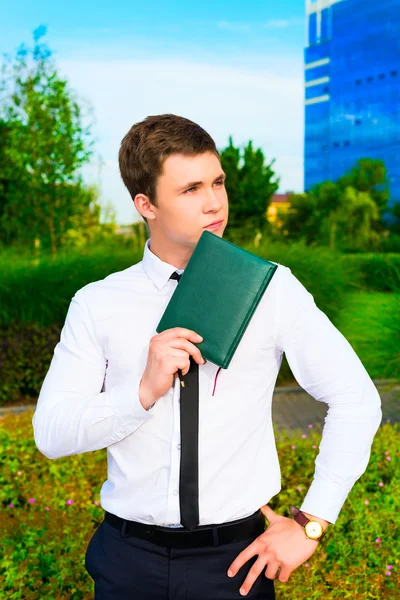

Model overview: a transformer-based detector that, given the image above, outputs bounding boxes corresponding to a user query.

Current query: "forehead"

[160,152,221,182]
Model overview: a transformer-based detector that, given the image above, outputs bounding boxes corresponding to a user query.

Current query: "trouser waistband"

[104,509,266,548]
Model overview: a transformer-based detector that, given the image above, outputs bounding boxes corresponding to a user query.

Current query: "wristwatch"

[289,506,327,542]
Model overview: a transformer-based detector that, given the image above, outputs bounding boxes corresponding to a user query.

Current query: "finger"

[276,566,291,584]
[238,556,268,596]
[227,541,258,578]
[169,339,205,365]
[158,328,203,343]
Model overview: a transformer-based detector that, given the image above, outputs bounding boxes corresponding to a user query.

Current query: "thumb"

[260,504,278,523]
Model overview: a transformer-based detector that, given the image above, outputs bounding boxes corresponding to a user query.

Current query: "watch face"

[305,521,323,539]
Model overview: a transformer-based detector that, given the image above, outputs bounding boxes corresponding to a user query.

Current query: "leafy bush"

[0,245,143,327]
[0,322,61,406]
[341,253,400,292]
[1,411,398,599]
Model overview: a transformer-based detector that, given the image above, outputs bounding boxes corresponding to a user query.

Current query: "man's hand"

[226,505,321,596]
[139,327,205,410]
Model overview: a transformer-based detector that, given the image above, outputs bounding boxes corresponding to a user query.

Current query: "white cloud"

[59,55,304,224]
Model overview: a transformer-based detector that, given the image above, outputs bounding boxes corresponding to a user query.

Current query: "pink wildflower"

[305,563,310,567]
[302,434,307,438]
[8,503,13,508]
[386,456,391,461]
[308,424,313,428]
[312,445,317,449]
[378,482,384,487]
[364,499,369,505]
[29,498,35,503]
[291,445,296,450]
[385,571,392,576]
[66,499,73,505]
[375,538,381,543]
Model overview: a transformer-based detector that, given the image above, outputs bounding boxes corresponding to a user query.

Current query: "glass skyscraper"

[304,0,400,207]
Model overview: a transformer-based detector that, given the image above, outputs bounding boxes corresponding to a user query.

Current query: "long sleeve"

[275,266,382,524]
[32,289,152,460]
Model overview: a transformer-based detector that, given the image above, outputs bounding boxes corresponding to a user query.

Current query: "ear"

[134,193,156,223]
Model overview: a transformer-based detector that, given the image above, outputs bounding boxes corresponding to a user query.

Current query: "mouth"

[204,219,224,229]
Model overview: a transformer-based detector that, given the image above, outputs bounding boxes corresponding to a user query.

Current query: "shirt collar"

[142,238,185,290]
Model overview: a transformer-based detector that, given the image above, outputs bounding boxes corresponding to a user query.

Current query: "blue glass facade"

[304,0,400,207]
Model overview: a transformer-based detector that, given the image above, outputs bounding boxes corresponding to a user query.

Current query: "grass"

[337,291,400,380]
[0,410,398,599]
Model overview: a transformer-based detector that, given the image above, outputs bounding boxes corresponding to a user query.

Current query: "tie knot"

[170,271,182,282]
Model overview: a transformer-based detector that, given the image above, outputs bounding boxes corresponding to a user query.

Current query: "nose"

[204,187,224,212]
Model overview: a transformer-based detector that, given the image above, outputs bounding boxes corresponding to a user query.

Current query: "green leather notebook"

[155,230,278,369]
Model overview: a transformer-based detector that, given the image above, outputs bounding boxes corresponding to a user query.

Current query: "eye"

[183,186,198,194]
[215,180,224,186]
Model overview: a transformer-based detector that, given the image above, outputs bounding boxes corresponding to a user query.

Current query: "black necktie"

[169,271,200,530]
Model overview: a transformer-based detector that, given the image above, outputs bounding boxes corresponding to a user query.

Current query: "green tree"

[280,182,380,251]
[337,158,389,227]
[0,27,104,255]
[220,136,279,242]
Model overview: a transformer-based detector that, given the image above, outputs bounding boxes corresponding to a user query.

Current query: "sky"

[2,0,307,225]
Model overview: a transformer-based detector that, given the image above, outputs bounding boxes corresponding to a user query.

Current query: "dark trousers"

[85,517,276,599]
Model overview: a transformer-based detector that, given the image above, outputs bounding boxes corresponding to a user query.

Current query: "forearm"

[33,372,151,459]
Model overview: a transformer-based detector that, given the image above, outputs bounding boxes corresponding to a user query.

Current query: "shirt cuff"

[109,377,154,432]
[299,477,352,524]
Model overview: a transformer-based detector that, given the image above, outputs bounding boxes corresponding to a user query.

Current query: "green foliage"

[0,321,61,405]
[0,27,112,254]
[220,136,279,243]
[337,157,390,224]
[0,244,143,327]
[337,292,400,380]
[0,411,398,598]
[341,253,400,292]
[278,158,391,252]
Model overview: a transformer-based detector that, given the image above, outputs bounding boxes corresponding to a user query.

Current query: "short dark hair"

[118,114,220,225]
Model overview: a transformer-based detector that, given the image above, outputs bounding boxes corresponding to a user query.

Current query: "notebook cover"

[155,230,278,369]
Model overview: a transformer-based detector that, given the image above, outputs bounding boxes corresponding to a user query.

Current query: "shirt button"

[173,489,179,496]
[177,444,181,450]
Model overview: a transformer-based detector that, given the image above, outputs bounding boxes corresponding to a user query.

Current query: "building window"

[367,76,373,82]
[379,73,385,79]
[355,79,362,85]
[355,119,362,125]
[333,142,340,148]
[344,140,350,146]
[323,86,329,93]
[391,70,398,77]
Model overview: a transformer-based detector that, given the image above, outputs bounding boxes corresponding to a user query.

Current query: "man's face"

[148,151,229,247]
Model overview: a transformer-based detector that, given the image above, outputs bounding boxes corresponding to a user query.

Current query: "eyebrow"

[177,173,226,193]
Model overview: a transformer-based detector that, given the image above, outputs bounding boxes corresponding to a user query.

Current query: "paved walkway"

[271,379,399,435]
[1,380,398,430]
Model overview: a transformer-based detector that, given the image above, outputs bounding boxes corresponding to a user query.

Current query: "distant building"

[304,0,400,207]
[266,192,292,227]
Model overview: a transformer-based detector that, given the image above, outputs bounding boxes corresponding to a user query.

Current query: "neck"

[148,234,195,270]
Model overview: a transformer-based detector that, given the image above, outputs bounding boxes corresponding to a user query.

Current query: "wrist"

[139,376,156,411]
[301,511,330,530]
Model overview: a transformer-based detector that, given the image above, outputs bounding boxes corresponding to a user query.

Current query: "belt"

[104,509,266,549]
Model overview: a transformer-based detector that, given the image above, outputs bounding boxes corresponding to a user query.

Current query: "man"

[33,114,382,599]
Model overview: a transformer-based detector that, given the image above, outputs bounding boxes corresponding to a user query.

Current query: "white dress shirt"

[32,237,382,526]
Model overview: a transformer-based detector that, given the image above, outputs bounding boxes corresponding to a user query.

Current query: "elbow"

[32,410,66,460]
